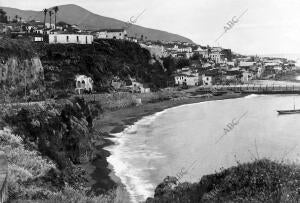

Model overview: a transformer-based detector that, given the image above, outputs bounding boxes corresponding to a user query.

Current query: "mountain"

[1,4,193,43]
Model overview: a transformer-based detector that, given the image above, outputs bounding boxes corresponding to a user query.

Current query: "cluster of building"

[174,56,296,87]
[75,75,151,94]
[139,41,233,63]
[0,19,140,45]
[1,16,297,93]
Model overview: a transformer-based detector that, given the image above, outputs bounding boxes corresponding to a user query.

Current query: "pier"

[198,84,300,94]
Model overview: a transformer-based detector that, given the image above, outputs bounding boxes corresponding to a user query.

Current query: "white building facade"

[49,33,93,44]
[75,75,93,94]
[94,29,127,40]
[202,75,213,86]
[175,74,199,86]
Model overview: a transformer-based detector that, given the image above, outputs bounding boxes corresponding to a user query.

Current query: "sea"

[105,94,300,202]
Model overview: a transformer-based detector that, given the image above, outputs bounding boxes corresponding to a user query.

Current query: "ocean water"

[105,95,300,202]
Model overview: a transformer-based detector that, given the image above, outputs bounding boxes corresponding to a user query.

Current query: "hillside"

[0,38,175,101]
[1,4,193,43]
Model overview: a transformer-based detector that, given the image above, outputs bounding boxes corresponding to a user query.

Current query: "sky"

[1,0,300,56]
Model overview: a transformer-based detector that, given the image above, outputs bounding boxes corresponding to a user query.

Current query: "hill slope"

[1,4,193,43]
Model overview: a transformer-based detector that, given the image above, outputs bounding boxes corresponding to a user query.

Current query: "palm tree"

[43,8,48,30]
[53,6,59,29]
[49,10,53,29]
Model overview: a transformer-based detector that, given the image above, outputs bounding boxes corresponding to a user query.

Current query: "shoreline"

[88,92,246,199]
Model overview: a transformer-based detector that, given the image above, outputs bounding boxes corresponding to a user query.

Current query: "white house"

[33,36,43,42]
[49,33,93,44]
[172,45,192,53]
[256,66,265,78]
[209,51,223,63]
[130,80,151,93]
[239,61,256,67]
[241,71,252,83]
[194,46,208,58]
[45,23,55,29]
[93,29,127,40]
[175,74,199,86]
[34,28,44,34]
[174,67,200,86]
[227,61,235,67]
[202,71,219,86]
[75,75,93,94]
[202,74,213,86]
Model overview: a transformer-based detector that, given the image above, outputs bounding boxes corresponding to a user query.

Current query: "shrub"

[147,159,300,202]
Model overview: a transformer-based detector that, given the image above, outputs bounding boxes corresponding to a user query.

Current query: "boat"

[277,97,300,114]
[277,109,300,114]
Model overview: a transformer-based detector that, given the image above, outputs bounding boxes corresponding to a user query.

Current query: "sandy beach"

[83,91,244,200]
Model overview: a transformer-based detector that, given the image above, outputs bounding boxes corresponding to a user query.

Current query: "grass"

[0,127,128,202]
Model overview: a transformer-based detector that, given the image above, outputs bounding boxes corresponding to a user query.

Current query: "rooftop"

[95,29,126,33]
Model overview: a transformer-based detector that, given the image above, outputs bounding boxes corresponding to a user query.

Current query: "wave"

[244,94,259,99]
[105,97,248,202]
[105,110,167,203]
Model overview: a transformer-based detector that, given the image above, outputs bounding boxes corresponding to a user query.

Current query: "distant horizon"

[1,0,300,56]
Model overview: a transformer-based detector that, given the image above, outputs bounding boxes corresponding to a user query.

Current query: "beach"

[85,92,244,200]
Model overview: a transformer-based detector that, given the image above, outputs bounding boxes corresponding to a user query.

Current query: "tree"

[163,56,176,75]
[0,9,8,23]
[191,52,201,60]
[49,10,53,29]
[43,8,48,30]
[176,58,190,69]
[53,6,59,30]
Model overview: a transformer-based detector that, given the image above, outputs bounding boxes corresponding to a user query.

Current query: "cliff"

[3,98,99,167]
[0,38,45,102]
[0,57,44,86]
[0,98,110,202]
[0,38,173,100]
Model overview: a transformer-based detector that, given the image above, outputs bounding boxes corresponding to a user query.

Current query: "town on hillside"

[0,6,297,95]
[2,2,300,203]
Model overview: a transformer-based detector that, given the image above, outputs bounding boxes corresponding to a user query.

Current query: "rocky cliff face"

[2,98,102,190]
[0,38,45,101]
[3,98,98,166]
[0,56,44,87]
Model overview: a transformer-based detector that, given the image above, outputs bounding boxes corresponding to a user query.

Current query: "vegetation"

[3,98,100,167]
[48,10,53,27]
[0,38,36,59]
[0,9,8,23]
[0,38,178,100]
[53,6,59,30]
[162,56,192,75]
[2,98,97,190]
[0,97,131,202]
[43,8,48,29]
[0,128,123,202]
[33,39,172,92]
[146,159,300,202]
